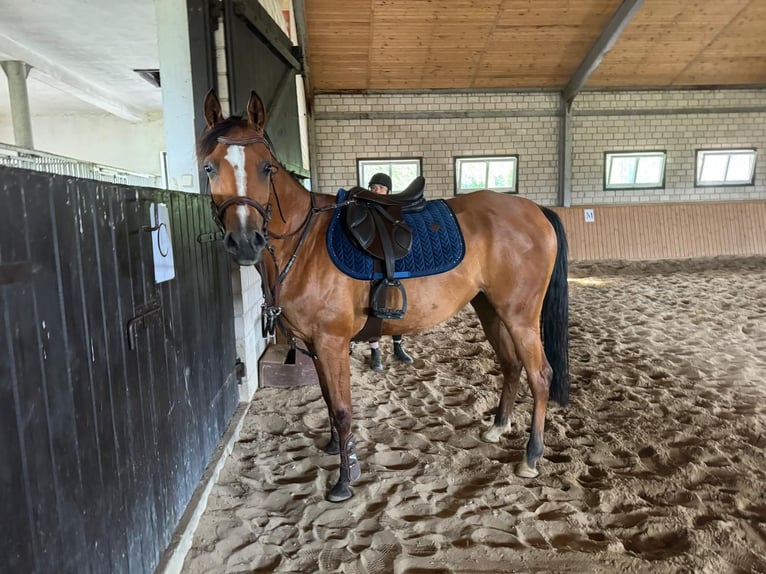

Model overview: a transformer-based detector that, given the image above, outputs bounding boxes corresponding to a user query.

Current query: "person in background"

[366,172,415,371]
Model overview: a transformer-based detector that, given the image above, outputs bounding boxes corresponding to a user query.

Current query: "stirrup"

[371,278,407,319]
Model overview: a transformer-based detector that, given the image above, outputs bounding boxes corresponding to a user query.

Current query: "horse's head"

[199,90,277,265]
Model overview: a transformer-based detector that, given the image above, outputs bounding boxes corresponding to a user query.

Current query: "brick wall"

[314,93,560,204]
[572,90,766,204]
[313,89,766,206]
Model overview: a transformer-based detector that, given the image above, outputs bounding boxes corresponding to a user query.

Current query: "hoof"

[480,424,508,443]
[324,438,340,455]
[516,461,539,478]
[326,481,353,503]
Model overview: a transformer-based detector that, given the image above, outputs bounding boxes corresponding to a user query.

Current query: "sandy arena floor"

[182,257,766,573]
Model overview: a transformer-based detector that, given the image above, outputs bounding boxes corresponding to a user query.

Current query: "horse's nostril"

[223,232,240,254]
[252,232,266,249]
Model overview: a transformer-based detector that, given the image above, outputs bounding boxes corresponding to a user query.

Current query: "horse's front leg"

[317,381,340,455]
[312,335,360,502]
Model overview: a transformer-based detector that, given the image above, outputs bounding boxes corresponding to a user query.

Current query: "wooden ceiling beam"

[305,0,766,93]
[563,0,645,103]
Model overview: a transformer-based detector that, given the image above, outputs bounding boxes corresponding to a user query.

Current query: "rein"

[211,133,355,354]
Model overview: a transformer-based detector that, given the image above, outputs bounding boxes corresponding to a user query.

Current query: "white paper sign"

[150,203,176,283]
[584,209,595,223]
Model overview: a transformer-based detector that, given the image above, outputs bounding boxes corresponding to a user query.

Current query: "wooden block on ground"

[259,343,319,388]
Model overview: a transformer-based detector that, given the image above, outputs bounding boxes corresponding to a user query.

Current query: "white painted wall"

[0,111,165,175]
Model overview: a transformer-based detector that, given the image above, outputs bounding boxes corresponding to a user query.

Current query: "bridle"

[207,132,354,351]
[210,134,276,233]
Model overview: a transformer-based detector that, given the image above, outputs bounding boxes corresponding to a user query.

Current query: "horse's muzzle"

[223,230,266,266]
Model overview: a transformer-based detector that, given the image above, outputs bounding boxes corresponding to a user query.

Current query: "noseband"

[210,134,276,233]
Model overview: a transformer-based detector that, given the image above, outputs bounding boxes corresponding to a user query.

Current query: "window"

[696,149,756,186]
[604,151,666,190]
[357,158,421,192]
[455,156,518,195]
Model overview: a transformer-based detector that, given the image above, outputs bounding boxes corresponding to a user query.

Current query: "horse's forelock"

[198,115,247,157]
[198,117,279,161]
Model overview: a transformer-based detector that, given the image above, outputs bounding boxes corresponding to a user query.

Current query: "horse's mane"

[198,116,248,158]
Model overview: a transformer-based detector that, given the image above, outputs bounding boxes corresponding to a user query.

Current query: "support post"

[557,95,572,207]
[1,60,34,149]
[155,0,215,193]
[563,0,645,104]
[293,0,316,191]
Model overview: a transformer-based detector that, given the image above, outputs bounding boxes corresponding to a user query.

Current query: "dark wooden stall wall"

[0,166,238,574]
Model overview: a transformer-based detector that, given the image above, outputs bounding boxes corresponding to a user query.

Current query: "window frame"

[453,154,519,195]
[603,150,667,191]
[694,148,757,187]
[356,157,422,192]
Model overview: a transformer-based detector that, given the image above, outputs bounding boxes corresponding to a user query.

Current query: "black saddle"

[344,176,426,322]
[349,176,426,211]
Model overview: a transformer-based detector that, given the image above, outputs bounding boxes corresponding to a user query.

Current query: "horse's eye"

[203,163,215,175]
[264,163,274,175]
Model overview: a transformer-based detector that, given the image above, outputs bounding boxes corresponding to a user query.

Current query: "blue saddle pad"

[326,189,465,280]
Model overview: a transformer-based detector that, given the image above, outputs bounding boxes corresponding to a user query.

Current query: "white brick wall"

[230,265,266,402]
[575,89,766,112]
[572,90,766,204]
[313,89,766,206]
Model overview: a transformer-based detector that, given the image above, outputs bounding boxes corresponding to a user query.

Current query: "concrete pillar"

[155,0,201,193]
[1,60,34,149]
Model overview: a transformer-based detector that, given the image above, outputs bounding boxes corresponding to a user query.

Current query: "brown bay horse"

[198,90,570,502]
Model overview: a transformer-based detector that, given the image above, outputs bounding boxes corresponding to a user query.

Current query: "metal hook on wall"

[141,202,169,257]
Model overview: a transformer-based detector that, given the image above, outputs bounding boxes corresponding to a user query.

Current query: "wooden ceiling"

[303,0,766,95]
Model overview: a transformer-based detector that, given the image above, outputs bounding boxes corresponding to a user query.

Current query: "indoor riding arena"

[179,1,766,572]
[2,1,765,573]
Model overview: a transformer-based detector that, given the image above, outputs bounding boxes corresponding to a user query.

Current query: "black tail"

[540,207,569,407]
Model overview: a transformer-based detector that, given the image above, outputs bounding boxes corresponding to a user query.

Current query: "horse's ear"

[246,90,266,131]
[204,89,224,128]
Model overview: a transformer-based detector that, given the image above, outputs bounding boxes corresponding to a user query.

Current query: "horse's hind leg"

[507,320,553,478]
[471,294,523,443]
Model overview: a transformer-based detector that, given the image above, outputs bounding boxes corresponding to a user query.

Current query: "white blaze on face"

[224,145,249,229]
